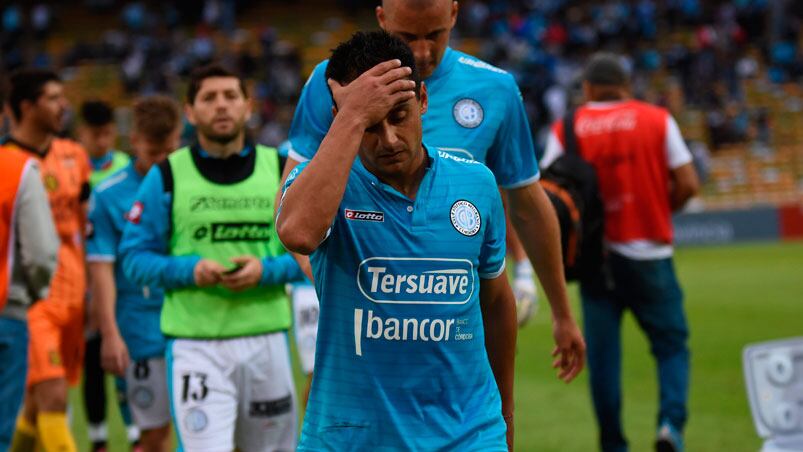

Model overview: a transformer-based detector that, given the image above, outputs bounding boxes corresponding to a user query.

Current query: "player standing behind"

[120,64,304,452]
[80,100,130,187]
[78,99,139,452]
[281,0,584,378]
[0,142,59,449]
[279,31,519,450]
[87,96,182,452]
[4,69,90,452]
[541,53,699,452]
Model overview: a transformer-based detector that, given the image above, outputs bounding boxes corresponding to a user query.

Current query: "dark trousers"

[580,252,689,452]
[0,316,28,450]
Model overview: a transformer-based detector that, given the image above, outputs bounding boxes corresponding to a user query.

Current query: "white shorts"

[126,357,171,431]
[167,333,297,452]
[291,285,319,375]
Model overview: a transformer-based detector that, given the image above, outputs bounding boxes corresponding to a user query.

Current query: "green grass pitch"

[68,242,803,451]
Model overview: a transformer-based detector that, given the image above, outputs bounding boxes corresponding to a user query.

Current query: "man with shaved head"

[280,0,585,395]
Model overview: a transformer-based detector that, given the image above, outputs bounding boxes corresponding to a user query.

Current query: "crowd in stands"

[1,0,302,148]
[1,0,802,152]
[455,0,802,150]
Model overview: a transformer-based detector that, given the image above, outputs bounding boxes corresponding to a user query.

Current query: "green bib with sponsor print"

[163,145,290,338]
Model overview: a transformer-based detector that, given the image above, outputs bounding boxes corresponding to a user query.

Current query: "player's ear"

[450,1,458,28]
[418,82,428,116]
[183,103,197,126]
[376,5,386,29]
[130,131,140,148]
[244,95,253,122]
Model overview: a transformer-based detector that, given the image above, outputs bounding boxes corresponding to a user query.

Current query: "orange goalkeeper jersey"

[1,136,90,311]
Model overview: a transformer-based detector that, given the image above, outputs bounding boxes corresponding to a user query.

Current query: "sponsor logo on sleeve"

[345,209,384,222]
[125,201,144,224]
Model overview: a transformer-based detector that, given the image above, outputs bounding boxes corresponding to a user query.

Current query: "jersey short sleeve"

[478,182,507,279]
[485,77,540,189]
[279,161,308,200]
[665,115,693,169]
[278,161,333,247]
[86,190,118,262]
[286,61,333,162]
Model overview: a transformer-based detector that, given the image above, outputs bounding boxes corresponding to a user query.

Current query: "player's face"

[186,77,251,145]
[357,84,429,179]
[30,81,67,134]
[377,1,458,79]
[80,124,117,159]
[131,128,181,175]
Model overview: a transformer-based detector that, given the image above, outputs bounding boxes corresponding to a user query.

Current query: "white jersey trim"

[86,254,116,263]
[499,173,540,190]
[479,261,506,280]
[287,148,309,163]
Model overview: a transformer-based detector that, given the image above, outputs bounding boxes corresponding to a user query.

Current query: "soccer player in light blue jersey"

[87,96,182,452]
[280,0,585,375]
[278,30,521,451]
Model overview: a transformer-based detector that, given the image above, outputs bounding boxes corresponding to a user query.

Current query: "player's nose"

[377,122,399,147]
[409,40,431,64]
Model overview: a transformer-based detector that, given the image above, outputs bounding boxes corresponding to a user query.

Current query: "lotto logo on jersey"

[357,257,474,304]
[193,222,272,242]
[345,209,384,222]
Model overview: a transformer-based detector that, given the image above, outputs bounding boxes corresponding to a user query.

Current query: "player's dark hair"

[186,63,248,105]
[325,30,421,102]
[80,100,114,127]
[583,52,629,86]
[4,68,61,121]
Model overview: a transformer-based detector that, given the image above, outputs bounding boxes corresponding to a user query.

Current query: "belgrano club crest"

[453,98,484,128]
[450,200,481,236]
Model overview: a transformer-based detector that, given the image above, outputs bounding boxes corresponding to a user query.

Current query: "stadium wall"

[673,204,803,245]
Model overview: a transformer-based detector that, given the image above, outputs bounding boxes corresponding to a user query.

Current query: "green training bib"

[162,145,291,338]
[90,151,130,187]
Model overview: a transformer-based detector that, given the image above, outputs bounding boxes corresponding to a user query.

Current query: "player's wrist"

[335,107,372,131]
[99,325,122,340]
[551,310,576,324]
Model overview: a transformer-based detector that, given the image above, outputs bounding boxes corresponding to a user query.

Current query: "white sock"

[127,424,141,442]
[87,422,108,443]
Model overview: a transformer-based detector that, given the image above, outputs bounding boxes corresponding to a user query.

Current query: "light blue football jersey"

[282,147,509,451]
[286,47,540,189]
[87,162,165,361]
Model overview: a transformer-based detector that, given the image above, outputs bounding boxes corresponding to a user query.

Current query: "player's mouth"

[377,150,405,161]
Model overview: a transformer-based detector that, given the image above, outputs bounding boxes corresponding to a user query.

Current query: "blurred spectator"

[31,4,52,41]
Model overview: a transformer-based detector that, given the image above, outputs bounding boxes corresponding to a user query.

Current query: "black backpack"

[539,111,605,281]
